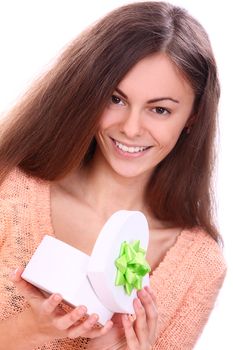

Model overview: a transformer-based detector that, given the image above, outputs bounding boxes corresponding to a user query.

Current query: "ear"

[184,114,197,135]
[185,114,196,128]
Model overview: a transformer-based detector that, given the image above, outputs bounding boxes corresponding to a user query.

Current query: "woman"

[0,1,226,349]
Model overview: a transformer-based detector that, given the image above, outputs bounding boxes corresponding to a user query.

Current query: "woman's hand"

[122,286,158,350]
[11,267,113,345]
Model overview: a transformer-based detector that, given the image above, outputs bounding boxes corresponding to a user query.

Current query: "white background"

[0,1,232,348]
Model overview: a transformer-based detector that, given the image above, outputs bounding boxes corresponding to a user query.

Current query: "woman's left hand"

[122,286,158,350]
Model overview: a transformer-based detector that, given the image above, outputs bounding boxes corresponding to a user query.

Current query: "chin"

[111,164,150,180]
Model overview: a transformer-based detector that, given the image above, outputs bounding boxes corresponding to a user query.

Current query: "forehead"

[118,53,194,103]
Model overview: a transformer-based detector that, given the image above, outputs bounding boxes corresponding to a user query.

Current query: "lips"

[111,138,151,154]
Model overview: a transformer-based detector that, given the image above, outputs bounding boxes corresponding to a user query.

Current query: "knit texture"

[0,168,226,349]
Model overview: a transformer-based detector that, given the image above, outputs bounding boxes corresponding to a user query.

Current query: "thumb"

[10,267,44,302]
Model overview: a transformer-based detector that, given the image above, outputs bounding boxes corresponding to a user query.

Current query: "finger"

[133,298,148,344]
[10,267,45,301]
[67,313,99,339]
[53,305,87,330]
[138,287,156,313]
[137,288,157,341]
[144,286,157,306]
[139,287,158,324]
[10,267,24,282]
[122,314,139,349]
[83,319,113,339]
[41,293,63,316]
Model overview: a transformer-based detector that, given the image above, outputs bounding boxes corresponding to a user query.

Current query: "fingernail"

[10,268,19,279]
[140,288,147,297]
[128,313,136,322]
[145,285,153,294]
[136,298,143,308]
[78,306,87,315]
[89,314,98,325]
[53,294,62,302]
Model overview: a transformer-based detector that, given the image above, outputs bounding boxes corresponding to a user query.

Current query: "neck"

[64,152,151,220]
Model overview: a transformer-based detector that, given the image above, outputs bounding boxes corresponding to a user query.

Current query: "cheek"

[169,127,184,144]
[152,124,182,147]
[98,109,121,130]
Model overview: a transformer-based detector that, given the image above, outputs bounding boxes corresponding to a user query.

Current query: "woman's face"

[95,53,195,180]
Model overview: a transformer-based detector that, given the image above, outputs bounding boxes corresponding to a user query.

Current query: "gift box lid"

[87,210,150,313]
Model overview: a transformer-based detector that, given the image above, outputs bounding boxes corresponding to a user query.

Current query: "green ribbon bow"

[114,240,151,295]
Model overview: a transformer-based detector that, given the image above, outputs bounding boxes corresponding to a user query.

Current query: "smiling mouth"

[111,138,151,154]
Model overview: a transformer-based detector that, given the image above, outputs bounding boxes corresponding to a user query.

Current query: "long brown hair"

[0,2,221,242]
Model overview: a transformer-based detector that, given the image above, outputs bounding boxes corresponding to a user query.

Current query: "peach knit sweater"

[0,168,226,350]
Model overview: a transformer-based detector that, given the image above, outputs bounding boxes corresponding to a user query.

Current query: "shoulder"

[181,227,227,284]
[0,168,51,249]
[0,167,49,205]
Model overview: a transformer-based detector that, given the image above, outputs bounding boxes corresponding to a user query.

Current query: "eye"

[110,95,125,106]
[152,106,171,115]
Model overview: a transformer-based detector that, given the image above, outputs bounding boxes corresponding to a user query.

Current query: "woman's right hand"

[10,267,113,346]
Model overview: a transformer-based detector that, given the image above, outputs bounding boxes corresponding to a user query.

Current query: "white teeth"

[114,140,148,153]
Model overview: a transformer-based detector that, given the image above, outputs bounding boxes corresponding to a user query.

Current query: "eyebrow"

[115,87,179,104]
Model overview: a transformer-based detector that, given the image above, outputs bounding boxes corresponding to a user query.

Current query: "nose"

[120,109,143,138]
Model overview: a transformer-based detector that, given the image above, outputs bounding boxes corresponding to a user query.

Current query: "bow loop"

[115,240,151,295]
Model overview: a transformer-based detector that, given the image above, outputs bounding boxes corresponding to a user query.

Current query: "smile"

[112,138,151,154]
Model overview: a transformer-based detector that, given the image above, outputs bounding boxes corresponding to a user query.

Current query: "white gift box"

[22,210,150,325]
[22,235,113,324]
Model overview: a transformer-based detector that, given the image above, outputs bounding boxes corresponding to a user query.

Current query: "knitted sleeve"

[153,246,226,349]
[0,200,11,249]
